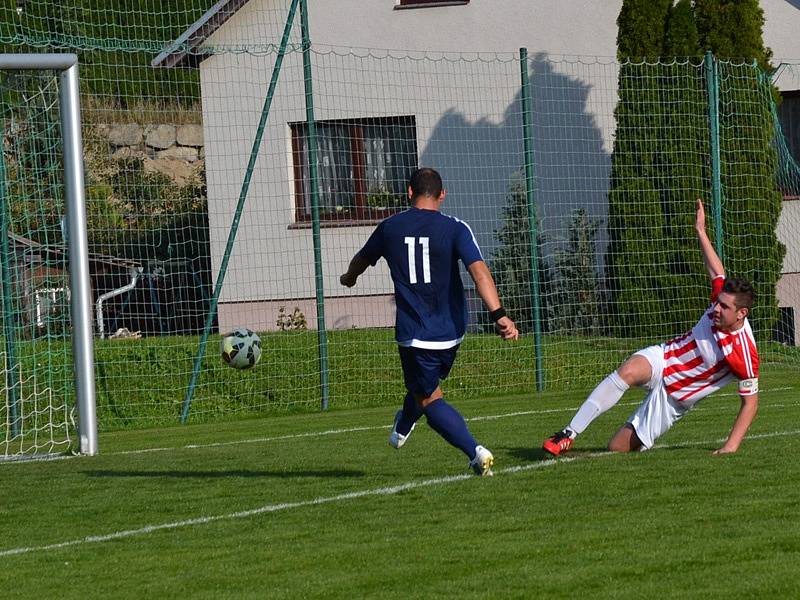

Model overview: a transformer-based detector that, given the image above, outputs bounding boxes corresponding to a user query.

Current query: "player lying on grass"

[341,167,519,476]
[543,199,759,456]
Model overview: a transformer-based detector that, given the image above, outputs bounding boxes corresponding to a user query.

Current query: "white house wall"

[197,0,800,333]
[763,0,800,69]
[200,0,622,331]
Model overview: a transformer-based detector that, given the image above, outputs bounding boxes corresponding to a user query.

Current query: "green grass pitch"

[2,365,799,598]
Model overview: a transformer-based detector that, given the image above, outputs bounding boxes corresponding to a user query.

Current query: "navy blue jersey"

[359,207,483,348]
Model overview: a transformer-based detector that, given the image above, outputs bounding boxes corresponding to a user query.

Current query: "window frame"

[395,0,470,9]
[778,90,800,201]
[290,115,418,225]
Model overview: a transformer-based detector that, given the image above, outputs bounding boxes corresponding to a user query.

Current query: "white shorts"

[626,344,691,450]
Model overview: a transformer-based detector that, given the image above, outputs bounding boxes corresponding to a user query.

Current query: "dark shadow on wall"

[418,52,612,269]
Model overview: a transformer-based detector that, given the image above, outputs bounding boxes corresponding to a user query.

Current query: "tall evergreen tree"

[551,209,601,336]
[616,0,671,60]
[695,0,772,68]
[607,0,679,338]
[665,0,699,57]
[695,0,785,339]
[492,174,553,335]
[658,0,709,336]
[607,0,784,340]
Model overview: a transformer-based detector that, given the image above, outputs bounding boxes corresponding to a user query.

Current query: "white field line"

[103,389,800,456]
[0,456,575,558]
[2,388,796,464]
[2,428,800,558]
[2,406,634,464]
[19,403,644,460]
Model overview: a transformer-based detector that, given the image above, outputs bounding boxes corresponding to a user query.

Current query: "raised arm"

[467,260,519,340]
[695,198,725,281]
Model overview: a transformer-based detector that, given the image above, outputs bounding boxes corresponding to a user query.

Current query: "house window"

[774,306,796,346]
[778,92,800,163]
[778,91,800,200]
[291,116,418,223]
[396,0,469,7]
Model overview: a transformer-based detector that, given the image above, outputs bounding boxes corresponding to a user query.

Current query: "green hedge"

[0,0,205,103]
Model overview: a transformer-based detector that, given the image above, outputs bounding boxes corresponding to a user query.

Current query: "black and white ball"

[221,327,262,369]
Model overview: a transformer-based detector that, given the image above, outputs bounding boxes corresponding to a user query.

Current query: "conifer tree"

[551,209,601,336]
[607,0,784,340]
[658,0,709,335]
[695,0,784,338]
[665,0,699,56]
[492,174,553,335]
[607,0,676,338]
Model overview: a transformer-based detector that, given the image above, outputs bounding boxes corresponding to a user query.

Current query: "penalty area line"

[105,405,645,457]
[2,389,796,465]
[0,454,598,558]
[7,427,800,558]
[108,390,798,457]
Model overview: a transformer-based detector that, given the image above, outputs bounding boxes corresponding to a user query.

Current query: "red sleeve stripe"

[737,330,756,378]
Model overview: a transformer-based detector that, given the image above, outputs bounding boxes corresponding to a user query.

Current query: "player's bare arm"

[713,392,759,455]
[340,253,371,287]
[467,260,519,340]
[695,198,725,280]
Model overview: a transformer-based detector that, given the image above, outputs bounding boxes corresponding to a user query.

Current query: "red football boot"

[543,430,574,456]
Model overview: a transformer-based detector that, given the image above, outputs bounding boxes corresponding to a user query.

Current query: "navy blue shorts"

[398,345,460,398]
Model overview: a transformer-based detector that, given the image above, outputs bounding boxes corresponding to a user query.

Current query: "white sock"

[567,371,629,436]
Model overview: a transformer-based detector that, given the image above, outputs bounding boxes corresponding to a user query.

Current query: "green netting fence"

[1,1,799,457]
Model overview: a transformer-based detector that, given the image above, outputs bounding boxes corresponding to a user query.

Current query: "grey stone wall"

[95,123,205,186]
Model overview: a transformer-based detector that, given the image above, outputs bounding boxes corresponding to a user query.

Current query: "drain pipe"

[96,266,143,338]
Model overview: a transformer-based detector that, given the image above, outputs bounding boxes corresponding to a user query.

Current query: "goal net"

[1,55,96,459]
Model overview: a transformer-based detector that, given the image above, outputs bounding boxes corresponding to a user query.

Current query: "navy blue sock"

[396,392,423,436]
[423,398,478,460]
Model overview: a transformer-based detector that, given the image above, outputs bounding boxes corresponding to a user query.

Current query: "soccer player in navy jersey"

[340,167,519,476]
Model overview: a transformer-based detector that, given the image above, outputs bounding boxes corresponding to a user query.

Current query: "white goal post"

[0,54,97,458]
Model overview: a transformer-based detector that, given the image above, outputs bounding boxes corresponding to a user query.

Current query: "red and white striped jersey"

[662,276,759,406]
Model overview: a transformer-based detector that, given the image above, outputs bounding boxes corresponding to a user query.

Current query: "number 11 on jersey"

[405,236,431,284]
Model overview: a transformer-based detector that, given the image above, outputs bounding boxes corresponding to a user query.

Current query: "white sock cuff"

[608,371,630,392]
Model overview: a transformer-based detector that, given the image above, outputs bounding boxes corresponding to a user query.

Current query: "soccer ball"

[220,327,262,369]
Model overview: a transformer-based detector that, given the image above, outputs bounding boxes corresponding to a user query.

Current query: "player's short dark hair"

[409,167,443,200]
[722,277,754,310]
